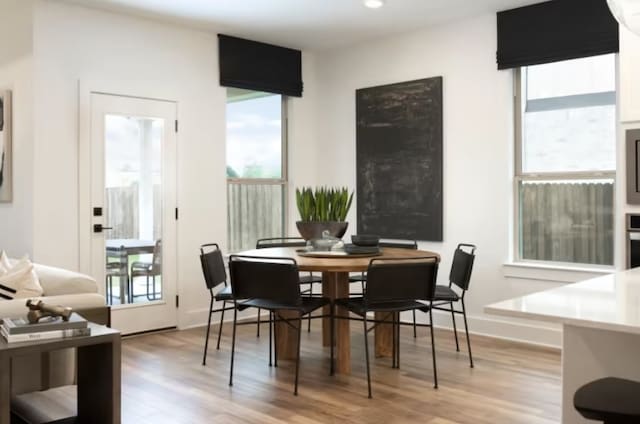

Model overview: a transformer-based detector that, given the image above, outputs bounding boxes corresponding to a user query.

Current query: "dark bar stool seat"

[574,377,640,424]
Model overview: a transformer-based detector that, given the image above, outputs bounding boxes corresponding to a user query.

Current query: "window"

[515,54,616,266]
[226,89,287,252]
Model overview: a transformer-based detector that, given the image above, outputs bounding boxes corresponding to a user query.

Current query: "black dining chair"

[416,243,476,367]
[228,255,334,395]
[256,237,323,333]
[200,243,265,365]
[348,239,417,297]
[200,243,237,365]
[574,377,640,423]
[335,256,439,398]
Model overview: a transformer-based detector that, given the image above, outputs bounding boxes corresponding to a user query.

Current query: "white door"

[88,93,177,334]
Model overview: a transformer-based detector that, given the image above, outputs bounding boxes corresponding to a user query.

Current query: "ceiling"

[62,0,541,51]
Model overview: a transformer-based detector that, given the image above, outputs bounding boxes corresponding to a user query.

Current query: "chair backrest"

[379,239,418,250]
[229,255,301,304]
[450,243,476,291]
[200,243,227,290]
[365,256,439,304]
[256,237,306,249]
[152,239,162,272]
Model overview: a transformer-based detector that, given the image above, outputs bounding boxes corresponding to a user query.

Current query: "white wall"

[313,13,614,346]
[0,0,34,258]
[28,0,319,328]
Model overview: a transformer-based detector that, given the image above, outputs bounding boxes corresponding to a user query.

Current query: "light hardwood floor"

[121,321,561,424]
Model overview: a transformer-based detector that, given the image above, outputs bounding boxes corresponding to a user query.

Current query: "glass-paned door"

[90,93,177,334]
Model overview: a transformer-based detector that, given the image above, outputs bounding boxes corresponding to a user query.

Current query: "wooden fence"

[520,180,614,265]
[228,183,284,252]
[105,183,162,240]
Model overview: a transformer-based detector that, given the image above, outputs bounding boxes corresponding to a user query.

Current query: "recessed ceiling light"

[364,0,385,9]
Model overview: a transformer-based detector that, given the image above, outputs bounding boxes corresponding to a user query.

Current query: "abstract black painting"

[356,77,443,241]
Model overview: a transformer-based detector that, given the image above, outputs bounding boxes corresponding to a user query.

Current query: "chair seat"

[433,285,459,302]
[299,274,322,284]
[574,377,640,422]
[239,296,330,314]
[214,285,233,301]
[335,297,427,314]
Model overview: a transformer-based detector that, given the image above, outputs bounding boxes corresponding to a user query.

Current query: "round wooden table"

[236,246,440,374]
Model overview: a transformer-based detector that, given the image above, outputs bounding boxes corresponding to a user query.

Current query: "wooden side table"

[0,324,121,424]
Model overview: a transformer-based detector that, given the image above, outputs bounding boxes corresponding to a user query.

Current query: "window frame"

[226,93,288,251]
[513,63,617,267]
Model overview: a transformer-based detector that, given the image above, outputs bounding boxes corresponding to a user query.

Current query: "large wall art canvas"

[356,77,443,241]
[0,90,12,202]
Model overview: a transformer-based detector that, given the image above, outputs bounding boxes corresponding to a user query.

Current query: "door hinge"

[175,119,178,133]
[175,295,179,308]
[175,207,179,220]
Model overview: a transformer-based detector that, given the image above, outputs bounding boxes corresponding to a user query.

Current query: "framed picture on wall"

[0,90,12,203]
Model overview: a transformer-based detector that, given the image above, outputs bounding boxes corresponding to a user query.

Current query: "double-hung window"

[514,54,616,266]
[226,89,287,252]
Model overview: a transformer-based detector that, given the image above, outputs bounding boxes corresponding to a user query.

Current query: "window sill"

[503,261,614,283]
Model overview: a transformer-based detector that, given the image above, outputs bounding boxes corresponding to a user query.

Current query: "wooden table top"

[236,246,440,272]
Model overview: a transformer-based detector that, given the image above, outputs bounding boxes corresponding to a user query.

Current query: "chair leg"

[450,302,460,352]
[429,307,438,389]
[412,309,417,338]
[364,313,372,398]
[273,312,278,368]
[396,312,400,369]
[216,300,226,350]
[330,303,335,376]
[462,299,474,368]
[202,295,214,366]
[229,305,238,387]
[256,308,261,338]
[269,311,273,367]
[294,315,302,396]
[146,275,151,300]
[106,276,111,305]
[307,284,313,333]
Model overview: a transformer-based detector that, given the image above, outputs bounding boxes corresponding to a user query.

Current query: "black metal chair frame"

[256,237,323,333]
[105,245,128,305]
[228,254,334,395]
[131,239,162,301]
[200,243,262,366]
[336,256,439,398]
[413,243,476,368]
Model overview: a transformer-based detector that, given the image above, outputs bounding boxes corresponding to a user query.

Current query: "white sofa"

[1,262,108,395]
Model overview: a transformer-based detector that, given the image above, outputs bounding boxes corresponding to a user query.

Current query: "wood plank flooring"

[121,321,561,424]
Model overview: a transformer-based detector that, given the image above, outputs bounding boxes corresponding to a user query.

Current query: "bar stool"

[574,377,640,423]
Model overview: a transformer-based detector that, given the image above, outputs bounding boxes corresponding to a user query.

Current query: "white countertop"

[485,267,640,335]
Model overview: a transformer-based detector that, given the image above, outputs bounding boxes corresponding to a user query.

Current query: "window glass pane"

[526,54,615,99]
[523,105,616,172]
[227,183,284,252]
[226,92,282,179]
[518,179,614,266]
[521,54,616,173]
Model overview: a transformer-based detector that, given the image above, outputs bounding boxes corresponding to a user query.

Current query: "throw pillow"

[0,259,44,300]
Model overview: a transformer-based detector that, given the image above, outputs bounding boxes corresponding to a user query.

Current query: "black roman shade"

[497,0,619,70]
[218,34,303,97]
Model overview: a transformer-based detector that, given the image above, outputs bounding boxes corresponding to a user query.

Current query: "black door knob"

[93,224,114,233]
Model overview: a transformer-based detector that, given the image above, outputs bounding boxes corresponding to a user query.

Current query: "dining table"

[105,239,156,304]
[236,246,440,374]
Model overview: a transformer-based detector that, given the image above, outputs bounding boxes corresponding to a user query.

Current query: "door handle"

[93,224,114,233]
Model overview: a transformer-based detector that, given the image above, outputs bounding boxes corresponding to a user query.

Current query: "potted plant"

[295,187,354,240]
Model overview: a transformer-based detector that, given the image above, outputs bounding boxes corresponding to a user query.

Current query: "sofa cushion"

[0,259,44,300]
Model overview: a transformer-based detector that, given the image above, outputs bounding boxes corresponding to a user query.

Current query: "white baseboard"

[179,307,562,349]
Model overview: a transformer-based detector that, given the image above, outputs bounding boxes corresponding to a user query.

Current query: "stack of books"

[1,313,90,343]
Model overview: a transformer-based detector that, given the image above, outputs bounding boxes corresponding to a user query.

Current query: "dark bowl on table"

[351,234,380,247]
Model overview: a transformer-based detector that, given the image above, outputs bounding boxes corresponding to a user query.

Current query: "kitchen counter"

[485,267,640,424]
